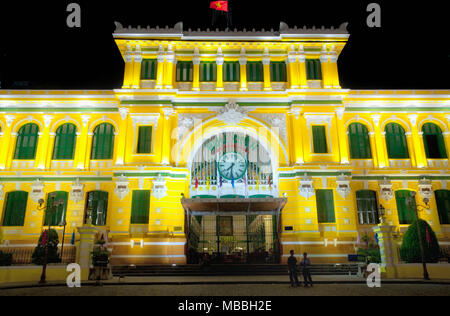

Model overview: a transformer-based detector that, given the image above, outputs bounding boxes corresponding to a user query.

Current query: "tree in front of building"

[32,229,61,265]
[400,219,440,263]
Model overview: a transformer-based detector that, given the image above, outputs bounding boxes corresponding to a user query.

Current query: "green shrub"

[92,245,110,267]
[32,229,61,265]
[357,242,381,264]
[0,251,13,266]
[400,219,440,263]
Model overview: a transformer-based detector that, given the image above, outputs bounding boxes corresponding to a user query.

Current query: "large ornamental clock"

[218,152,248,180]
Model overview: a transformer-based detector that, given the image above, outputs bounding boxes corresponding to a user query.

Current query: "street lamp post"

[407,191,430,280]
[37,197,65,284]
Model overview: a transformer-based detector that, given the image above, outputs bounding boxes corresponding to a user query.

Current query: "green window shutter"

[348,123,372,159]
[395,190,415,224]
[91,123,115,160]
[312,126,328,153]
[200,62,217,82]
[2,191,28,226]
[86,191,108,226]
[422,123,447,159]
[141,59,157,80]
[247,62,263,82]
[270,62,287,82]
[385,123,409,159]
[316,189,335,223]
[223,62,240,82]
[44,191,68,226]
[14,123,39,160]
[53,123,77,160]
[176,61,193,82]
[356,190,379,224]
[435,190,450,225]
[306,59,322,80]
[130,190,150,224]
[137,126,152,154]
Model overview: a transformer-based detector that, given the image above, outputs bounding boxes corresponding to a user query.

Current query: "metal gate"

[187,214,280,264]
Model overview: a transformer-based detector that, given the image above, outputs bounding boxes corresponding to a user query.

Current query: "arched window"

[385,123,409,159]
[422,123,447,159]
[91,123,115,160]
[14,123,39,160]
[435,190,450,225]
[356,190,379,224]
[44,191,68,226]
[395,190,416,224]
[2,191,28,226]
[348,123,372,159]
[85,191,108,226]
[53,123,77,160]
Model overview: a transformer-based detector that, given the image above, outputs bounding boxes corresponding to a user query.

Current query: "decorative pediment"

[30,180,45,203]
[69,178,84,203]
[215,101,249,124]
[299,174,315,199]
[418,178,433,200]
[152,174,168,200]
[336,174,351,199]
[250,113,288,145]
[114,175,130,200]
[379,178,394,201]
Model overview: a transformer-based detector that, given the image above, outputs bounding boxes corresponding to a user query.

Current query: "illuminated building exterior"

[0,21,449,266]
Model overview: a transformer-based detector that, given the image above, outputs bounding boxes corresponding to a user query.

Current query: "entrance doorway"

[182,197,287,265]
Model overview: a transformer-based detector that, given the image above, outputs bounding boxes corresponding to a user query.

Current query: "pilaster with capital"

[115,108,130,166]
[35,115,53,170]
[155,46,165,89]
[122,48,134,88]
[0,115,15,169]
[262,51,271,91]
[162,108,176,165]
[288,108,304,164]
[335,109,349,164]
[371,115,388,168]
[239,55,248,91]
[404,132,417,168]
[164,46,176,89]
[192,54,201,91]
[408,115,426,168]
[74,115,90,170]
[216,49,225,91]
[132,50,143,89]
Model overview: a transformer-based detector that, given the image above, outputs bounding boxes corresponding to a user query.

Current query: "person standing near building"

[287,250,300,287]
[300,252,313,287]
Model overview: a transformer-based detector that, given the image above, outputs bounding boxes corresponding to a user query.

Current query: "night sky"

[0,0,448,90]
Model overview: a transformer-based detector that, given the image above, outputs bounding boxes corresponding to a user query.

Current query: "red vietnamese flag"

[210,1,228,12]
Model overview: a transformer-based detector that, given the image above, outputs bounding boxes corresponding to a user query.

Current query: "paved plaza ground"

[0,283,449,296]
[0,275,449,296]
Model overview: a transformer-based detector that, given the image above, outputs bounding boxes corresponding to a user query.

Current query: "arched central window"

[190,131,274,198]
[14,123,39,160]
[385,123,409,159]
[422,123,447,159]
[91,123,115,160]
[53,123,77,160]
[348,123,372,159]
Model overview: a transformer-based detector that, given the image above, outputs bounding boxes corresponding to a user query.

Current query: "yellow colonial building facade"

[0,21,449,266]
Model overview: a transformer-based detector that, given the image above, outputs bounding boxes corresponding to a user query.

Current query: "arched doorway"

[183,129,286,264]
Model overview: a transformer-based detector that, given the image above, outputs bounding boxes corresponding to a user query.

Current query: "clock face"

[218,152,247,180]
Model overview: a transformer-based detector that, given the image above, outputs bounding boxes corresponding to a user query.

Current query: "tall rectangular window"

[2,191,28,226]
[223,62,240,82]
[200,62,217,82]
[312,126,328,153]
[137,126,153,154]
[130,190,150,224]
[306,59,322,80]
[44,191,68,226]
[395,190,416,225]
[141,59,157,80]
[270,62,287,82]
[247,61,263,82]
[176,61,193,82]
[316,190,335,223]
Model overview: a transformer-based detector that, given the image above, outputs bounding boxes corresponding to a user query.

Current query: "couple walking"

[288,250,313,287]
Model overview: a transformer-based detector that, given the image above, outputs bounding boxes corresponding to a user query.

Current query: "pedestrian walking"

[287,250,300,287]
[300,252,313,287]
